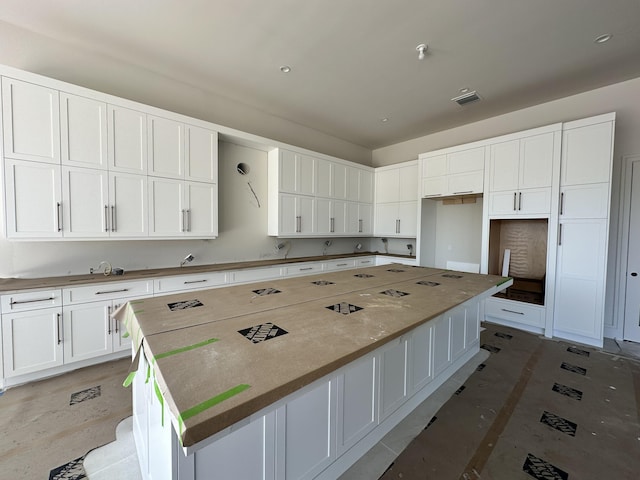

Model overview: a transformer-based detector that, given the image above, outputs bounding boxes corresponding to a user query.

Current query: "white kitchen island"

[120,264,510,480]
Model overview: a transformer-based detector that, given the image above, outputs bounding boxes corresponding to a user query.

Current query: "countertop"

[117,264,509,448]
[0,252,415,293]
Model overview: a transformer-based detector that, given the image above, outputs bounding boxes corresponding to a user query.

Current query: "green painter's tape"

[129,300,144,304]
[122,332,130,338]
[146,365,151,384]
[496,277,512,287]
[152,338,219,364]
[122,371,137,388]
[179,384,251,424]
[133,309,145,314]
[154,380,164,427]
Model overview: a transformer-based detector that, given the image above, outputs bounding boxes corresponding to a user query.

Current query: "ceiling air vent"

[451,90,481,106]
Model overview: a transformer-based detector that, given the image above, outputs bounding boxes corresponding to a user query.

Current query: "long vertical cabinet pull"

[111,206,116,232]
[513,192,517,211]
[104,205,109,232]
[518,192,522,211]
[181,210,186,232]
[107,305,112,334]
[558,224,563,246]
[330,217,335,233]
[296,216,301,233]
[114,304,119,333]
[57,202,63,232]
[560,192,564,215]
[186,210,191,232]
[359,219,363,233]
[56,313,62,344]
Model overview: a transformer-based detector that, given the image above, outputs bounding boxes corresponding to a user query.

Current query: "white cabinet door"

[110,172,148,237]
[62,166,109,238]
[1,77,60,164]
[519,133,554,189]
[560,183,610,219]
[448,147,485,174]
[337,355,377,455]
[562,121,614,186]
[465,301,480,349]
[375,168,399,204]
[278,194,314,236]
[185,125,217,183]
[346,166,360,201]
[422,176,447,198]
[112,301,133,353]
[147,115,184,179]
[450,306,467,361]
[297,196,315,235]
[345,202,359,235]
[432,314,451,376]
[108,105,147,174]
[422,154,447,178]
[554,220,607,342]
[63,301,112,364]
[408,322,433,394]
[185,181,217,237]
[518,188,552,216]
[358,203,373,235]
[374,203,398,236]
[489,191,519,216]
[149,177,184,236]
[277,380,336,480]
[279,150,315,196]
[358,169,373,203]
[4,159,63,238]
[379,337,408,420]
[1,307,63,377]
[398,164,418,202]
[398,202,417,237]
[315,197,332,234]
[331,162,347,199]
[278,194,298,236]
[60,93,108,169]
[332,200,347,234]
[315,158,332,198]
[489,140,519,192]
[448,171,484,196]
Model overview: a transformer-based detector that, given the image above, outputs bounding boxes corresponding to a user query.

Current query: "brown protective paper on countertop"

[115,264,510,448]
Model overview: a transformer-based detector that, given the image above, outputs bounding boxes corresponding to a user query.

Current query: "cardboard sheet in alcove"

[114,264,510,448]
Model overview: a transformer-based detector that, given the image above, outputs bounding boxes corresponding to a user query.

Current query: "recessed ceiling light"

[380,118,389,123]
[594,34,612,44]
[280,65,291,73]
[459,87,470,94]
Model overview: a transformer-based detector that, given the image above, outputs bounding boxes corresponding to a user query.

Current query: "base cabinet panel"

[432,315,451,376]
[408,322,433,394]
[379,337,408,420]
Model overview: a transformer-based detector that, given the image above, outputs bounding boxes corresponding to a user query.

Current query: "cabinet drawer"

[231,267,282,284]
[447,171,483,195]
[356,257,375,267]
[1,289,63,313]
[154,272,228,294]
[484,298,544,327]
[283,262,323,276]
[63,280,153,304]
[324,259,356,271]
[422,176,447,197]
[560,183,609,219]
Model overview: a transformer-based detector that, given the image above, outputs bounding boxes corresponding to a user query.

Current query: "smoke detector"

[451,90,481,106]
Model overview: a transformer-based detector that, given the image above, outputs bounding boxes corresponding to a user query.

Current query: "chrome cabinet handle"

[359,219,363,233]
[111,205,116,232]
[330,217,335,233]
[181,210,186,232]
[57,202,62,232]
[95,288,129,295]
[501,308,524,315]
[57,313,62,344]
[104,205,109,232]
[558,224,563,246]
[560,192,564,215]
[300,267,313,271]
[513,192,517,211]
[296,215,301,233]
[337,263,348,266]
[107,305,112,334]
[113,305,120,333]
[184,279,207,284]
[452,190,473,195]
[187,209,191,232]
[518,192,522,211]
[10,297,55,305]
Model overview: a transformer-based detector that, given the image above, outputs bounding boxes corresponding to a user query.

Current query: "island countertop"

[118,264,509,448]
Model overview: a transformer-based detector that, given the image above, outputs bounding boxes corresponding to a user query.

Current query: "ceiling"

[1,0,640,150]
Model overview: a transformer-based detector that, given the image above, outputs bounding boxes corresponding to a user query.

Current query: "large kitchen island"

[118,264,510,480]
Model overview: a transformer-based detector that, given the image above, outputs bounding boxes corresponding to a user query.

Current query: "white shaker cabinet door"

[1,77,60,164]
[186,126,218,183]
[108,105,147,174]
[60,93,108,169]
[62,301,112,364]
[379,337,408,421]
[4,159,63,238]
[148,177,184,236]
[2,307,63,377]
[562,121,614,186]
[110,172,148,237]
[184,181,218,237]
[147,115,184,179]
[489,140,519,192]
[62,166,109,238]
[519,133,554,189]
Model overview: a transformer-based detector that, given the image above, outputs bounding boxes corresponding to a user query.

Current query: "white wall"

[0,142,371,278]
[373,77,640,337]
[0,21,371,166]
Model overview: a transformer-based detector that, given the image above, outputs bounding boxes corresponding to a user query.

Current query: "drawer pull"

[95,288,129,295]
[501,308,524,315]
[337,263,348,266]
[10,297,55,305]
[57,202,63,232]
[107,305,112,334]
[184,279,207,284]
[452,190,473,195]
[57,313,63,344]
[299,267,314,271]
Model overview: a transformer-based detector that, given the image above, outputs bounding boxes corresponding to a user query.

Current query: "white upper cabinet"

[62,166,110,238]
[148,115,184,179]
[376,162,418,204]
[561,119,614,186]
[420,147,484,198]
[350,168,373,203]
[186,125,218,183]
[4,159,62,238]
[279,149,315,196]
[2,77,60,164]
[60,93,108,169]
[109,172,148,237]
[488,131,557,216]
[147,117,218,183]
[107,105,147,174]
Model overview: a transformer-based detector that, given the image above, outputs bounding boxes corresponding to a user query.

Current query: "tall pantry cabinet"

[553,114,615,346]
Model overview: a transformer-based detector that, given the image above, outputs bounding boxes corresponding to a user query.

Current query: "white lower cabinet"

[408,322,433,394]
[374,202,417,237]
[276,379,337,480]
[379,336,408,421]
[432,314,451,377]
[1,307,63,377]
